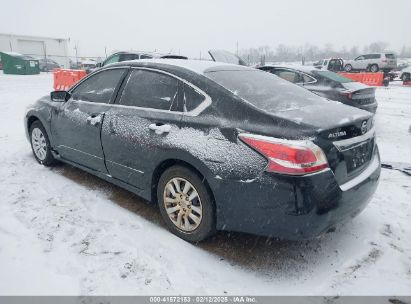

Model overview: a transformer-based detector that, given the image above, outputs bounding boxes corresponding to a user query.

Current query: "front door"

[51,67,128,172]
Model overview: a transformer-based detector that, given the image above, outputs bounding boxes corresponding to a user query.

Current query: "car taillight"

[239,134,328,175]
[342,92,353,100]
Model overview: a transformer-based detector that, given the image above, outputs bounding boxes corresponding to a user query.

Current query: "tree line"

[238,42,411,64]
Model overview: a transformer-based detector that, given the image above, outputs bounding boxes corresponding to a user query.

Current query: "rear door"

[51,68,128,172]
[101,68,184,189]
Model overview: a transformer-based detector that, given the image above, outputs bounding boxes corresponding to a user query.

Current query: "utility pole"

[74,42,79,67]
[236,41,239,55]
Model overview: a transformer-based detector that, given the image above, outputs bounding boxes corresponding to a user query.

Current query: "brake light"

[239,134,328,175]
[342,92,353,99]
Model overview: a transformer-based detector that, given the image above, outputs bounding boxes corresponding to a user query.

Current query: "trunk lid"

[273,102,376,185]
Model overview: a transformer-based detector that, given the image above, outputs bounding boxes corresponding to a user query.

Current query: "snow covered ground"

[0,73,410,295]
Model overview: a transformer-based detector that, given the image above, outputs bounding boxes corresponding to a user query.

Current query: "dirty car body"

[25,59,380,240]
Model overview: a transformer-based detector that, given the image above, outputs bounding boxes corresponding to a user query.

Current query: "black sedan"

[25,59,380,242]
[258,65,378,113]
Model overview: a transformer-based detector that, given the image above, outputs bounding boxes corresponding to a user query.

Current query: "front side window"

[104,54,121,66]
[385,53,396,59]
[355,56,365,60]
[119,69,181,111]
[71,69,126,103]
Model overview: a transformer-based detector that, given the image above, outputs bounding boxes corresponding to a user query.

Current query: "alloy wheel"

[31,127,47,161]
[163,177,203,232]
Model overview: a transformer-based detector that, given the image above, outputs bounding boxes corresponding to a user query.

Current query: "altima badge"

[361,121,368,134]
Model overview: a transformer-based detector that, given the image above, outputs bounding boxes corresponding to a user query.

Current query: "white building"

[0,33,69,68]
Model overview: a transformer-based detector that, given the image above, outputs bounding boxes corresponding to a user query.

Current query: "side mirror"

[50,91,70,102]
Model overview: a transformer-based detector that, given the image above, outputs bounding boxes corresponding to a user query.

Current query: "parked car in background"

[343,53,397,73]
[38,58,60,72]
[314,58,344,72]
[69,59,81,70]
[258,65,377,113]
[25,59,380,242]
[400,66,411,81]
[80,59,98,73]
[97,51,188,68]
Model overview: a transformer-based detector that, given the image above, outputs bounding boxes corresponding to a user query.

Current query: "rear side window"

[140,55,153,59]
[71,69,126,103]
[385,53,396,59]
[119,53,139,61]
[183,84,205,112]
[119,69,181,111]
[271,69,301,83]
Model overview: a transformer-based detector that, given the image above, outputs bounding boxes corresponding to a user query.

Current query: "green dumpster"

[0,52,40,75]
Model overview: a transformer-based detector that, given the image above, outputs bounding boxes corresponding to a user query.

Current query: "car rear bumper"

[211,148,380,240]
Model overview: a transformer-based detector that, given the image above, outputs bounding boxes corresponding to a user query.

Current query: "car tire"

[402,73,410,82]
[370,64,379,73]
[157,165,216,242]
[29,120,57,166]
[344,64,352,72]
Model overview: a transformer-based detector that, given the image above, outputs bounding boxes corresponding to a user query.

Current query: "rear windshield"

[205,70,326,112]
[313,70,353,83]
[385,53,396,59]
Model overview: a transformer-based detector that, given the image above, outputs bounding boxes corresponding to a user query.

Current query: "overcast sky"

[1,0,410,58]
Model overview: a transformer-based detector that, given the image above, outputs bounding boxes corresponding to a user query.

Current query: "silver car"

[344,53,397,73]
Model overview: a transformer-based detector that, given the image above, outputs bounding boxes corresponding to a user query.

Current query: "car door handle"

[86,113,103,126]
[149,123,171,134]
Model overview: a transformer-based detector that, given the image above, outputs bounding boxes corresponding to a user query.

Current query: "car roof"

[111,51,187,59]
[111,59,253,75]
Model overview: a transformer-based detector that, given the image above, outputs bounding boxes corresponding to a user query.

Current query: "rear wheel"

[29,121,57,166]
[370,64,379,73]
[344,64,352,72]
[157,165,215,242]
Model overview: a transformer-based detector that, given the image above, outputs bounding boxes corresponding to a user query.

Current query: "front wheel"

[29,121,57,166]
[157,165,215,242]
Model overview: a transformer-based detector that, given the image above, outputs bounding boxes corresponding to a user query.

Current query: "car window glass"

[183,84,205,112]
[206,70,326,112]
[385,53,395,59]
[272,70,301,83]
[71,69,126,103]
[356,56,364,60]
[140,55,153,59]
[119,69,181,111]
[104,54,120,66]
[119,53,139,61]
[302,74,316,83]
